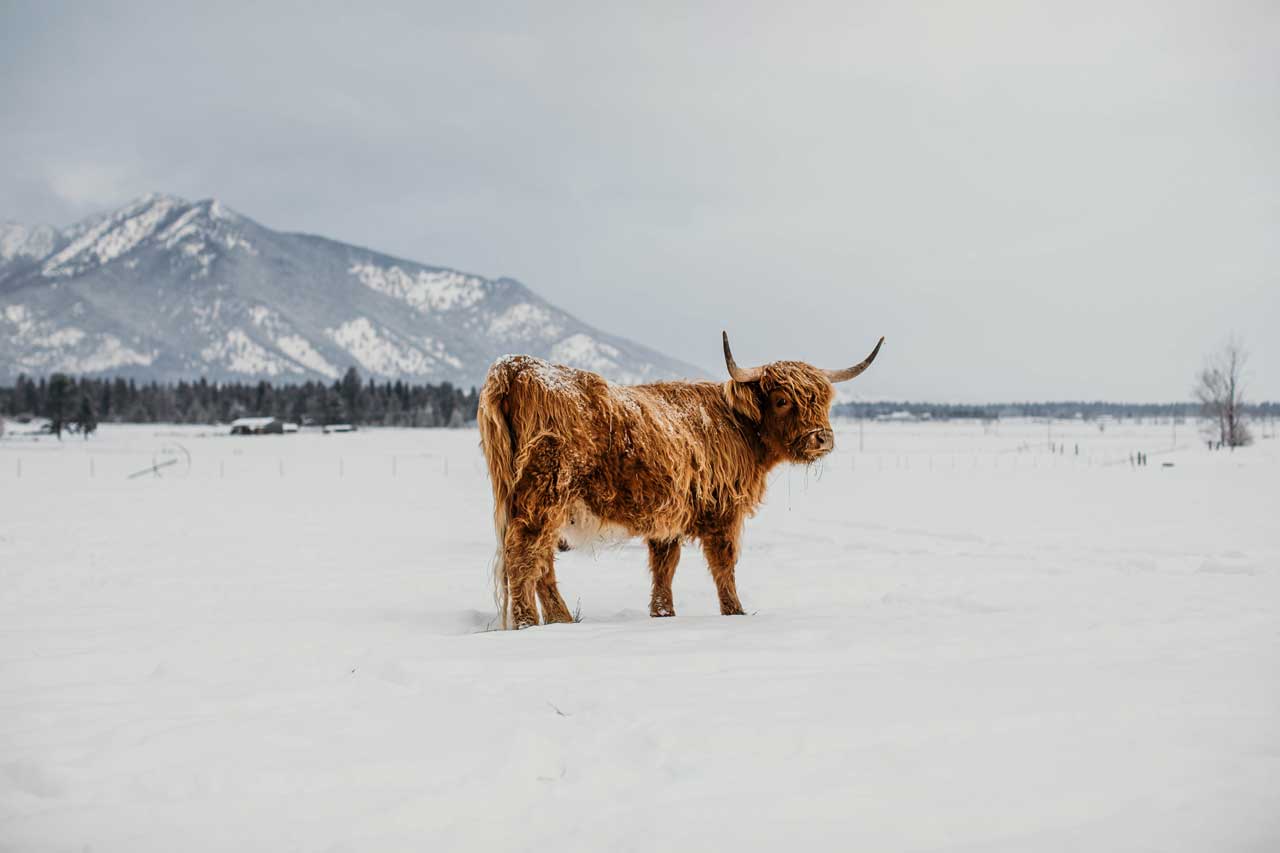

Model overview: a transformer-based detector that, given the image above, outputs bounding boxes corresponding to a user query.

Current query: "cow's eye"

[774,394,789,409]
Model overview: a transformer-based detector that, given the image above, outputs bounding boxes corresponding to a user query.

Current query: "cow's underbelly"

[558,500,684,550]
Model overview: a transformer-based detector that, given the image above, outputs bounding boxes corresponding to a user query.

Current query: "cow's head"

[722,331,884,463]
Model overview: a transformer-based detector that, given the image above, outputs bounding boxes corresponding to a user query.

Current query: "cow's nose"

[812,429,834,451]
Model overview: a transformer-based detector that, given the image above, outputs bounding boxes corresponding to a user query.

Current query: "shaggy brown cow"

[477,332,884,629]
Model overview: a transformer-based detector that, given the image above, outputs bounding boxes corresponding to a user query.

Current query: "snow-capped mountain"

[0,195,703,386]
[0,223,61,272]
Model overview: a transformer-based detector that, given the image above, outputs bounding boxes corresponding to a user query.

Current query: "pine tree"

[47,374,73,439]
[340,367,363,423]
[74,393,98,438]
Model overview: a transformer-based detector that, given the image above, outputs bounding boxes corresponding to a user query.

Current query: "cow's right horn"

[722,331,763,382]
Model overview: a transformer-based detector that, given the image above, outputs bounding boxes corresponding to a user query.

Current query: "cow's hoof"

[650,608,675,618]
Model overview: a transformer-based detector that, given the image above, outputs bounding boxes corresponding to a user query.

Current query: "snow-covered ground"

[1,419,1277,851]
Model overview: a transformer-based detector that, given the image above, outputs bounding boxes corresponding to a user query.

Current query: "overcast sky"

[2,1,1276,401]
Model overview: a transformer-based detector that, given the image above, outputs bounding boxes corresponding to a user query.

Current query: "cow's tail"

[477,360,517,629]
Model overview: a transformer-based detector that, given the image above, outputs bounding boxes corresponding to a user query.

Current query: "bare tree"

[1195,338,1251,448]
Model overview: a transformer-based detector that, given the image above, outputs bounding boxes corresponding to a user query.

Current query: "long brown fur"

[478,352,854,628]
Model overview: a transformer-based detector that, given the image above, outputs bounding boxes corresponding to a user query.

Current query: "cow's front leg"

[700,532,745,616]
[537,561,574,624]
[647,538,681,617]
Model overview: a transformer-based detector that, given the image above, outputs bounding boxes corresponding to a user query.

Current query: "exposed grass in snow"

[0,419,1277,851]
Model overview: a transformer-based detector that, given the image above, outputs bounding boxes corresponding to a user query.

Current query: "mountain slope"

[0,195,703,387]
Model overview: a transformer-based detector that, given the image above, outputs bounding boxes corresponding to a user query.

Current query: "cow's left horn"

[825,337,885,383]
[722,331,763,383]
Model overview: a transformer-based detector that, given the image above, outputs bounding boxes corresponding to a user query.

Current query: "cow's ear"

[722,380,761,422]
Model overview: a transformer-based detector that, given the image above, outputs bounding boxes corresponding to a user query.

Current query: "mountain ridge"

[0,194,704,387]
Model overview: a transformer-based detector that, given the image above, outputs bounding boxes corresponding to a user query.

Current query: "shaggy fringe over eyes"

[722,362,834,428]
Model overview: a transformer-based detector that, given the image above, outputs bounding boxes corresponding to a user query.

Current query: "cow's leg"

[700,532,746,616]
[537,560,574,624]
[504,521,557,629]
[504,435,571,629]
[647,538,681,617]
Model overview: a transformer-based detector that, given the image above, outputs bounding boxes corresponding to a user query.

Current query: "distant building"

[1,416,52,436]
[229,417,298,435]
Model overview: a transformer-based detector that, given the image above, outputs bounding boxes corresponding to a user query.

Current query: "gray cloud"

[3,1,1277,400]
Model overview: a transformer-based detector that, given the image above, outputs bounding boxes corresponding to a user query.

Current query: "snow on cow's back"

[486,353,611,422]
[492,354,583,391]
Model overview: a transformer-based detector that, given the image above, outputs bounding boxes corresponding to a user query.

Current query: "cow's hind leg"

[503,522,556,629]
[504,435,572,629]
[647,538,681,617]
[537,561,574,624]
[700,531,746,616]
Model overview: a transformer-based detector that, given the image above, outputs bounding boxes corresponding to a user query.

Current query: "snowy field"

[1,418,1277,851]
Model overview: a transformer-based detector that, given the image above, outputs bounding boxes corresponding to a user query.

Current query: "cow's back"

[484,355,611,453]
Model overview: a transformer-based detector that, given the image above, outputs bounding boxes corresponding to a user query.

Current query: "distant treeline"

[833,400,1280,421]
[1,369,480,428]
[5,372,1277,429]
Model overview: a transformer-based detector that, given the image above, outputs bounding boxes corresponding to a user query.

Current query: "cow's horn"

[825,337,885,383]
[722,331,763,383]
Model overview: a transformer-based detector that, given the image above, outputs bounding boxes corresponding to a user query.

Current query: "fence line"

[1,446,1189,482]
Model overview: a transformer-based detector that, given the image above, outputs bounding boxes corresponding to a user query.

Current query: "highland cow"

[477,332,884,628]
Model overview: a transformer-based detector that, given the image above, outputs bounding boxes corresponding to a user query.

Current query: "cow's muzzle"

[803,428,835,457]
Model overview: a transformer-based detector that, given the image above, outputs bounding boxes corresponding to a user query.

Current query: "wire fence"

[0,443,1203,483]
